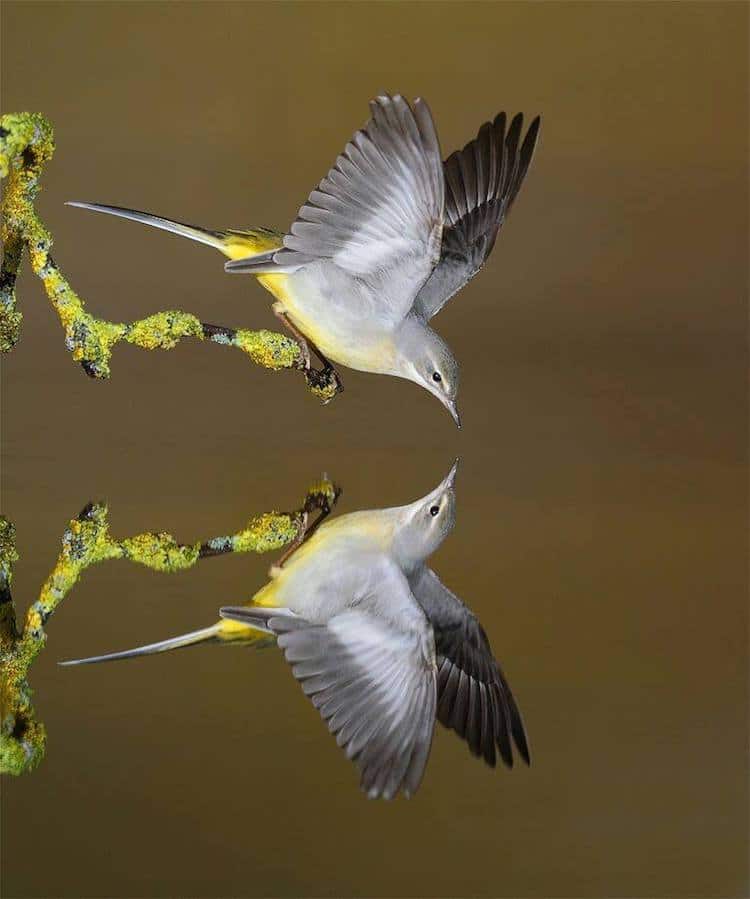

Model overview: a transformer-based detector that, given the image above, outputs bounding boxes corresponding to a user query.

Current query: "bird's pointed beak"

[436,393,461,428]
[422,372,461,428]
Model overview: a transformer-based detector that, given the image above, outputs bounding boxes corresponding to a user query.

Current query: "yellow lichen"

[231,328,303,370]
[126,311,204,351]
[120,532,201,571]
[231,513,299,554]
[1,514,48,775]
[0,111,337,397]
[304,478,340,509]
[306,374,342,403]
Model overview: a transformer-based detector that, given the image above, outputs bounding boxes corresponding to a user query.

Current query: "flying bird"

[61,463,530,799]
[68,95,540,426]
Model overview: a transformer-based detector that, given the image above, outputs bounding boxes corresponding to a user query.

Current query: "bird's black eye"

[432,371,442,383]
[430,505,439,516]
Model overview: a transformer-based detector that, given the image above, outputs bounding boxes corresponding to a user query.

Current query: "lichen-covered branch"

[0,478,340,776]
[0,518,20,650]
[0,112,339,400]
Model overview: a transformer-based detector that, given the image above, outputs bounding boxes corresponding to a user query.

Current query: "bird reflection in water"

[63,463,529,799]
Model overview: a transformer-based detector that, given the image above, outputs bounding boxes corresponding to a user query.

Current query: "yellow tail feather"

[217,228,283,261]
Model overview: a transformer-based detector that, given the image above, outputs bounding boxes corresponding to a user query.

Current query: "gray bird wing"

[226,94,445,328]
[410,566,530,769]
[220,562,437,800]
[412,113,540,321]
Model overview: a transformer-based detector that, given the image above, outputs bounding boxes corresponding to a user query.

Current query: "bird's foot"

[302,479,342,518]
[273,479,342,571]
[304,364,344,404]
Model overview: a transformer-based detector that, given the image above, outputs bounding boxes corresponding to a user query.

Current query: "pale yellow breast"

[220,232,396,373]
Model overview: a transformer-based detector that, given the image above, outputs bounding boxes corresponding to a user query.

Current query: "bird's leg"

[307,341,340,380]
[271,303,344,402]
[272,481,342,573]
[298,482,340,545]
[272,302,311,368]
[269,511,307,577]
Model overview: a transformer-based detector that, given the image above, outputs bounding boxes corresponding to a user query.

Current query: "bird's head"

[391,459,458,569]
[393,318,461,427]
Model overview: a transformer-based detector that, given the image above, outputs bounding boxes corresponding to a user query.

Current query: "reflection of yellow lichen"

[0,112,345,393]
[304,478,340,509]
[119,531,200,571]
[1,515,47,776]
[230,513,297,554]
[0,478,339,776]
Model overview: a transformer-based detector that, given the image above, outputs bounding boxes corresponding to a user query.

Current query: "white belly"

[280,265,397,374]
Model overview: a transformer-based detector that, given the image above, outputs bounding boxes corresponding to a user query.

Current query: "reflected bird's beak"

[441,458,460,492]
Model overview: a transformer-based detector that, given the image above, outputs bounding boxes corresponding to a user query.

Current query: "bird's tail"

[59,615,274,666]
[65,202,283,261]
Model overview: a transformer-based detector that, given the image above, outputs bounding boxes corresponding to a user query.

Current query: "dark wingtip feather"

[493,688,515,769]
[501,114,523,199]
[512,710,531,766]
[502,677,531,766]
[507,115,541,210]
[479,684,497,768]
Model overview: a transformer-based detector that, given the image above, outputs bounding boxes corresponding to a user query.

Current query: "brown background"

[1,2,747,897]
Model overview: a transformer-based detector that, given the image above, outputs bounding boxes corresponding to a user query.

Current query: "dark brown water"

[1,2,747,896]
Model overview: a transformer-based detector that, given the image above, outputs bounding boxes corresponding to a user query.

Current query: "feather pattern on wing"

[410,566,530,769]
[413,112,540,320]
[225,95,445,324]
[276,94,444,279]
[220,568,438,800]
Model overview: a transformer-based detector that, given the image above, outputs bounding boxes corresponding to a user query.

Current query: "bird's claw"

[304,365,344,404]
[303,482,342,517]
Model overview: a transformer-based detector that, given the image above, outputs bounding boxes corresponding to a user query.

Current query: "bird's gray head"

[391,460,458,571]
[392,317,461,427]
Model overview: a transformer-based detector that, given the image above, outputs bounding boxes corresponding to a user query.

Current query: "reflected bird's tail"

[59,614,274,666]
[59,624,223,665]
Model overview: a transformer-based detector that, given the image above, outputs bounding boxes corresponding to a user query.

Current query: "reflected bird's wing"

[410,566,530,769]
[413,113,540,321]
[221,563,437,800]
[226,94,445,328]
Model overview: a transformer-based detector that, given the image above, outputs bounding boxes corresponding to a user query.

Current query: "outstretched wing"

[220,562,437,800]
[226,94,445,326]
[412,113,540,321]
[410,566,530,769]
